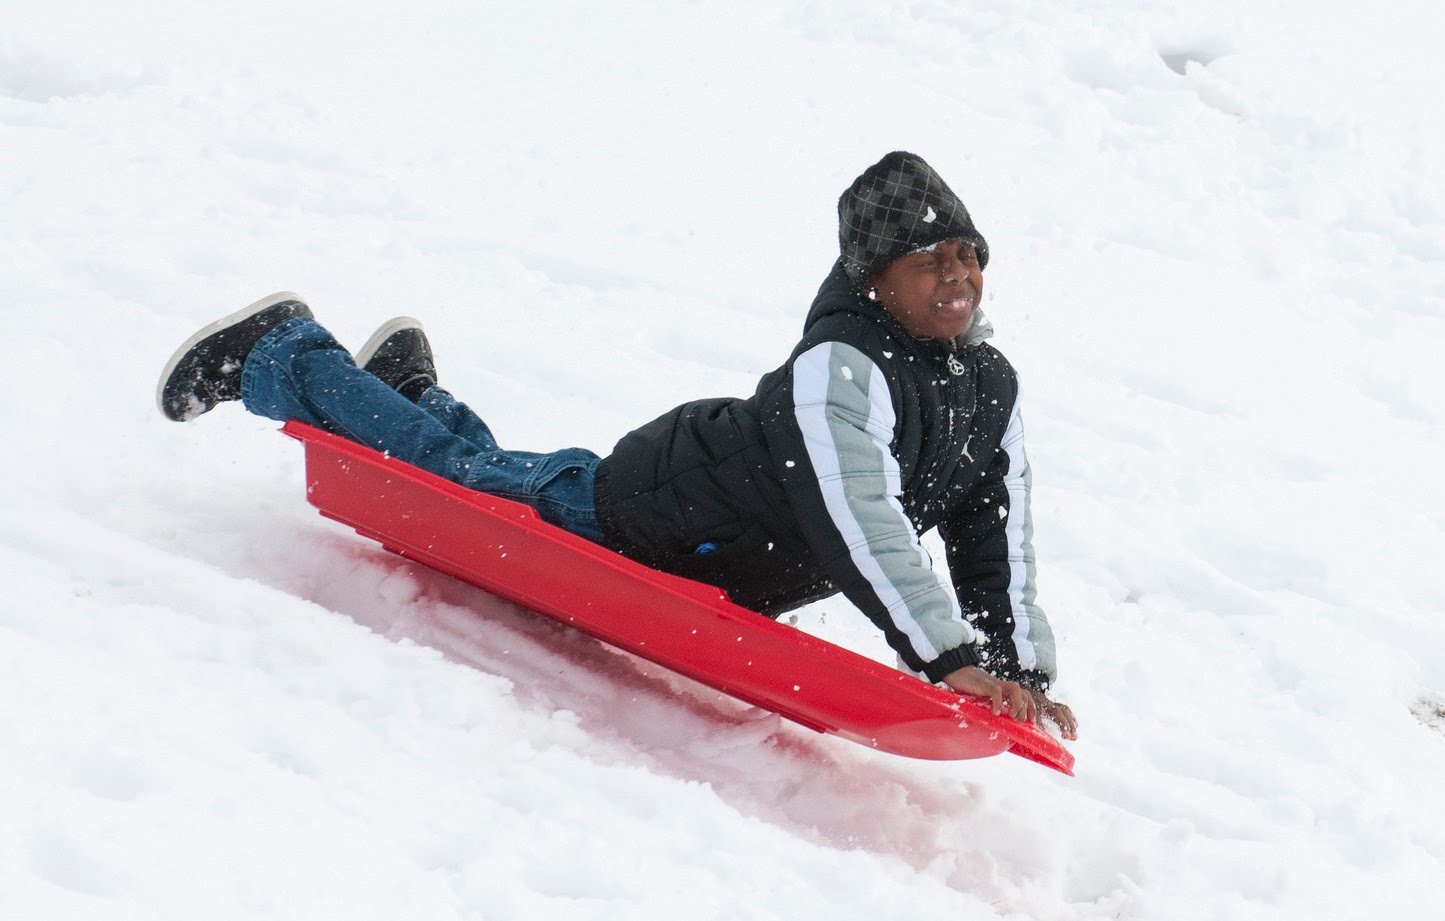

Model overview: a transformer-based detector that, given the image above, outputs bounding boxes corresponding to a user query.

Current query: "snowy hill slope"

[3,1,1444,918]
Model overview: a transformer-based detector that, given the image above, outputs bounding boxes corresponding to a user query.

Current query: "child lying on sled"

[158,151,1077,739]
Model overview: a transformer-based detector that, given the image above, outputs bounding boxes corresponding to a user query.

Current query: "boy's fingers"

[1006,684,1029,721]
[1050,703,1078,739]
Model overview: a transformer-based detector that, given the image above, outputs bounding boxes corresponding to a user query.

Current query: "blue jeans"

[241,317,605,543]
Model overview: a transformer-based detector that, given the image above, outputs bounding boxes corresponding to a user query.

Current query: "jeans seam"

[519,494,589,516]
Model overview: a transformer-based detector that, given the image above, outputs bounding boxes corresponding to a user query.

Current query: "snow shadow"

[185,505,1051,898]
[1157,48,1218,76]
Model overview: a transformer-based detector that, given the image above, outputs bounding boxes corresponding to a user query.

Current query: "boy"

[159,152,1077,738]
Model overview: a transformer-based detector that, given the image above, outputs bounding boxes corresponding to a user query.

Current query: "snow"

[3,1,1445,918]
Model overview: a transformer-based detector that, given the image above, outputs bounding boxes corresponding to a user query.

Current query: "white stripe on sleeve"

[1000,396,1039,672]
[792,342,975,663]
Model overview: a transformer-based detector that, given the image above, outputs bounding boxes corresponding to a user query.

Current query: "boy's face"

[865,238,983,342]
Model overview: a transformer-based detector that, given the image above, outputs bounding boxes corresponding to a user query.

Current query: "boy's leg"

[240,317,604,542]
[415,387,499,452]
[355,316,498,452]
[410,387,603,542]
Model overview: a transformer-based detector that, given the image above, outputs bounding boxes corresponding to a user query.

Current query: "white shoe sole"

[155,291,306,418]
[355,315,425,369]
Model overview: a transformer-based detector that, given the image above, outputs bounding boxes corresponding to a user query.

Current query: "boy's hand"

[942,667,1079,740]
[942,666,1035,724]
[1026,687,1079,741]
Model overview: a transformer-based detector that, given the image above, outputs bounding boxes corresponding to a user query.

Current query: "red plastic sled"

[284,421,1074,774]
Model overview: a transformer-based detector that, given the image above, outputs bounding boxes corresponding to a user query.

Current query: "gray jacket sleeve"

[940,388,1058,689]
[778,340,981,681]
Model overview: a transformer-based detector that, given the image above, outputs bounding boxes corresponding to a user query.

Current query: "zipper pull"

[946,354,966,376]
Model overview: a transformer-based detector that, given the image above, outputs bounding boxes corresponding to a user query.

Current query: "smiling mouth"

[936,296,974,313]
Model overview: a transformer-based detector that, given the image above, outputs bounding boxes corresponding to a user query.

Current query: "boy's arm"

[768,340,982,682]
[939,391,1058,691]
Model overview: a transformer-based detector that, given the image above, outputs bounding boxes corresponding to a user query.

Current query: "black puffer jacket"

[593,260,1056,688]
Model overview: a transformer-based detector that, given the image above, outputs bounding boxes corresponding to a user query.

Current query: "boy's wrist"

[921,641,981,683]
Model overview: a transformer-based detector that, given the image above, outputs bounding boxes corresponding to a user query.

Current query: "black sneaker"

[355,316,437,403]
[156,292,312,421]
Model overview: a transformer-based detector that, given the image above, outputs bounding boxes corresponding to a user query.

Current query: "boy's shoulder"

[796,309,892,356]
[792,263,904,364]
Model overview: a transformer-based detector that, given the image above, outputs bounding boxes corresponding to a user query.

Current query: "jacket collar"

[952,308,993,350]
[910,308,993,359]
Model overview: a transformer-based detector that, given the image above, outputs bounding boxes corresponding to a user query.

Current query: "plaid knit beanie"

[838,151,989,284]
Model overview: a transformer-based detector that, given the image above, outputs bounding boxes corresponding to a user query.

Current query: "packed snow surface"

[4,1,1444,918]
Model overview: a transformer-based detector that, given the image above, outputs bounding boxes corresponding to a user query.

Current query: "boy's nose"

[939,253,967,284]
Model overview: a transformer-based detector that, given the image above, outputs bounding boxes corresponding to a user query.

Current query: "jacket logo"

[961,434,974,462]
